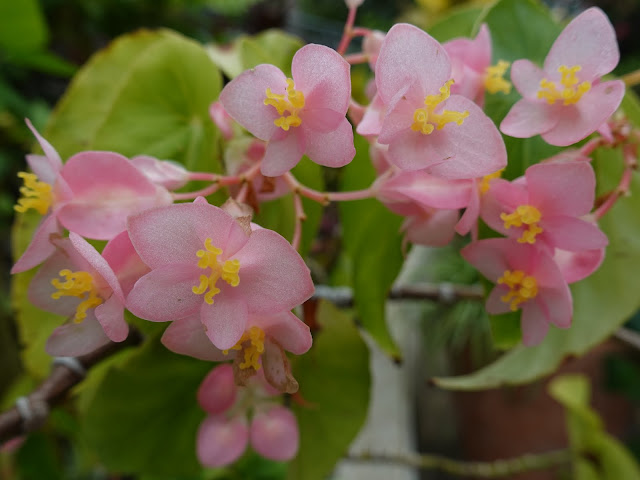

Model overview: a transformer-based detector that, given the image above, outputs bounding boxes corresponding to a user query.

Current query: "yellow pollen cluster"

[537,65,591,106]
[192,238,240,305]
[500,205,544,244]
[484,60,512,95]
[224,326,266,371]
[264,78,305,131]
[479,169,504,195]
[411,79,469,135]
[51,269,103,323]
[497,270,538,311]
[14,172,52,215]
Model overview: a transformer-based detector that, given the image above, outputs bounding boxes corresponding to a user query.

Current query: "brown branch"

[0,330,142,445]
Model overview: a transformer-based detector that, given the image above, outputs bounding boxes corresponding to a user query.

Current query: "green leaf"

[11,29,223,377]
[338,135,403,358]
[82,338,211,476]
[288,301,370,480]
[0,0,48,54]
[207,29,303,79]
[428,5,485,42]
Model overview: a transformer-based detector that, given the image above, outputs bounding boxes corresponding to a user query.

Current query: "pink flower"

[130,155,189,190]
[481,162,608,253]
[219,44,355,177]
[462,238,572,345]
[500,7,625,146]
[12,121,172,273]
[28,233,128,356]
[196,364,299,467]
[209,101,235,141]
[444,24,511,107]
[372,23,507,177]
[125,198,314,354]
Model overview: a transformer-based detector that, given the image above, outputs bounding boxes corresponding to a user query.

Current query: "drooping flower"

[196,364,299,467]
[481,162,608,253]
[461,238,572,345]
[443,24,512,106]
[126,197,314,357]
[372,23,507,177]
[500,7,625,146]
[28,233,128,356]
[12,121,173,273]
[219,44,355,177]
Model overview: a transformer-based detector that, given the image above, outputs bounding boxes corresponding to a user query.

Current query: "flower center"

[483,60,512,95]
[500,205,543,244]
[479,169,503,195]
[497,270,538,311]
[14,172,52,215]
[51,269,103,323]
[224,326,265,371]
[192,238,240,305]
[264,78,305,131]
[537,65,591,106]
[411,79,469,135]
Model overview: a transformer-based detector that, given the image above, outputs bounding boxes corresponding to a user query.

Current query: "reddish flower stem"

[345,53,369,65]
[172,182,220,200]
[283,172,377,205]
[337,7,358,56]
[593,144,637,220]
[292,193,306,251]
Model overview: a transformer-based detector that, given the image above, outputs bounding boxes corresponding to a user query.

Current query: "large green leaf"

[427,4,485,42]
[287,301,370,480]
[82,339,211,476]
[338,135,403,358]
[0,0,48,54]
[11,29,223,377]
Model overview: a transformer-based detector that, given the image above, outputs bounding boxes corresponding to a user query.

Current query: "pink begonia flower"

[162,309,311,393]
[482,162,608,254]
[554,247,605,284]
[444,24,512,107]
[372,23,507,177]
[196,364,299,467]
[363,30,386,69]
[12,121,172,274]
[219,44,355,177]
[500,7,625,146]
[102,230,150,296]
[462,238,573,346]
[126,197,314,354]
[28,233,128,356]
[224,137,289,203]
[209,101,235,141]
[130,155,189,191]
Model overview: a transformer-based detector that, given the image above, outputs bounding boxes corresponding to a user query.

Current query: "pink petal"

[261,339,298,393]
[379,171,472,209]
[261,130,304,177]
[201,286,248,350]
[94,294,128,342]
[29,249,82,317]
[46,312,111,357]
[510,59,548,101]
[375,23,451,104]
[443,24,491,73]
[536,285,573,329]
[130,155,189,190]
[25,119,62,173]
[236,229,314,315]
[102,230,150,297]
[197,364,238,415]
[541,80,625,146]
[250,407,299,461]
[456,181,480,236]
[303,119,355,169]
[197,415,249,468]
[127,202,248,269]
[403,209,459,247]
[356,94,385,137]
[541,216,608,251]
[26,155,58,186]
[219,64,287,141]
[302,108,345,133]
[544,7,619,81]
[209,101,235,141]
[500,98,560,139]
[125,264,203,322]
[11,214,61,274]
[526,162,595,216]
[377,91,418,146]
[521,301,550,346]
[485,285,513,315]
[554,248,604,284]
[251,311,312,355]
[292,44,350,115]
[460,238,511,282]
[162,314,229,361]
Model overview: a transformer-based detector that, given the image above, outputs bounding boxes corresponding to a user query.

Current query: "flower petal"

[261,130,304,177]
[162,314,228,361]
[303,119,355,169]
[510,59,548,101]
[197,364,238,415]
[541,216,608,252]
[201,286,248,350]
[251,311,312,355]
[94,294,128,342]
[11,214,61,274]
[521,301,550,346]
[500,98,560,139]
[554,248,605,284]
[250,406,299,461]
[46,312,111,357]
[26,119,62,173]
[197,415,249,468]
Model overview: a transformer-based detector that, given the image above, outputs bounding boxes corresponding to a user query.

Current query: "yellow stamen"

[223,326,266,371]
[51,269,103,323]
[14,172,52,215]
[479,169,504,195]
[497,270,538,311]
[411,79,469,135]
[264,78,305,131]
[484,60,512,95]
[537,65,591,106]
[500,205,544,244]
[192,238,241,305]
